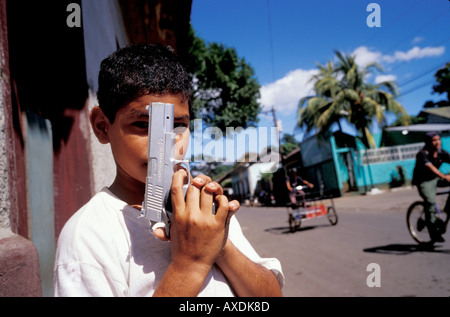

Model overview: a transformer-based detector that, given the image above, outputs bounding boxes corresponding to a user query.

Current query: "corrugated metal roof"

[385,123,450,132]
[419,106,450,119]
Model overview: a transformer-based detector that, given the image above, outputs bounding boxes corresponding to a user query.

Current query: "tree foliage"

[433,62,450,100]
[297,51,409,148]
[423,62,450,108]
[281,133,299,156]
[185,27,261,132]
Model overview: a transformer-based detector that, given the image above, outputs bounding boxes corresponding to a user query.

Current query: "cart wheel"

[327,206,338,225]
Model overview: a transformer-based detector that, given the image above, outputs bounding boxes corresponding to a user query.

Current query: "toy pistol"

[140,102,190,236]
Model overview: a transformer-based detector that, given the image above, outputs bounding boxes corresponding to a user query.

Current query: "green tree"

[433,62,450,101]
[185,27,261,132]
[297,51,409,148]
[281,133,299,156]
[423,62,450,108]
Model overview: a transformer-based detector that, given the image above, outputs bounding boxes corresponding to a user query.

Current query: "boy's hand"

[165,170,239,272]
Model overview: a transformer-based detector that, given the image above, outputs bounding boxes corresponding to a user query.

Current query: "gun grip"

[161,160,190,237]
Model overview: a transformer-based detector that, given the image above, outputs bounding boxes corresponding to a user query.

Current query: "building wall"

[339,135,450,192]
[1,0,193,297]
[0,0,42,296]
[82,0,130,192]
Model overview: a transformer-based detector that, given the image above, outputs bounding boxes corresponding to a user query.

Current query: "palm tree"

[297,51,410,148]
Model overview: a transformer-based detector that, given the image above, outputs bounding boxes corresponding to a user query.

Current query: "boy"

[53,44,284,296]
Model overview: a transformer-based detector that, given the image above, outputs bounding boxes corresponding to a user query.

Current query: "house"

[418,106,450,124]
[295,122,450,198]
[259,120,450,202]
[0,0,192,297]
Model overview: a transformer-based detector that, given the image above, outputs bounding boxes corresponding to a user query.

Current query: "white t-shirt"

[54,187,284,297]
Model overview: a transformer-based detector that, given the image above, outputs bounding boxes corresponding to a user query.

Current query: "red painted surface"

[5,1,93,240]
[53,106,94,239]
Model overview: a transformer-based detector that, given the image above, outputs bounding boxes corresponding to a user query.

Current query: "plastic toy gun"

[140,102,190,236]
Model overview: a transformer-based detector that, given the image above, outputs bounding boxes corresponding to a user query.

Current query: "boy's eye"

[174,122,188,129]
[132,121,148,129]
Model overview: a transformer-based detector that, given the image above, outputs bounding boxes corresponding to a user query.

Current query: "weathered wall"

[82,0,129,193]
[0,0,42,297]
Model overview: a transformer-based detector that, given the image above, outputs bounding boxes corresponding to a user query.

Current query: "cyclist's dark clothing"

[286,174,307,207]
[412,146,450,241]
[288,174,305,188]
[412,148,450,185]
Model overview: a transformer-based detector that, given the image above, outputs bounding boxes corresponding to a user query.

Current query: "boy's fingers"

[153,227,170,241]
[171,169,188,211]
[204,181,223,195]
[228,200,240,217]
[200,182,223,214]
[185,179,202,209]
[199,183,215,214]
[214,195,230,223]
[192,175,212,187]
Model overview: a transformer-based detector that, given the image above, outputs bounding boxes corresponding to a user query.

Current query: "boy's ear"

[90,106,110,144]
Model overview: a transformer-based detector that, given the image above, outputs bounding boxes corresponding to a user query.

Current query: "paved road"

[234,186,450,297]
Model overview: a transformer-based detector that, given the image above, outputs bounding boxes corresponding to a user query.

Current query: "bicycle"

[406,188,450,244]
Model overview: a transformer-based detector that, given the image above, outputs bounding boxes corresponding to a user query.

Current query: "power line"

[363,0,425,46]
[400,79,435,97]
[382,6,450,55]
[266,0,276,82]
[386,35,450,74]
[397,61,446,87]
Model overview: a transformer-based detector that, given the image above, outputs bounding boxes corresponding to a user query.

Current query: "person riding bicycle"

[412,131,450,242]
[285,168,314,208]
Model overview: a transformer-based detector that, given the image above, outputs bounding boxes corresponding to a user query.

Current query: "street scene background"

[236,187,450,297]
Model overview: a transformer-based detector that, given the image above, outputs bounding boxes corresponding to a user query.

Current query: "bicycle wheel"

[406,201,432,244]
[288,214,296,232]
[288,212,302,232]
[327,206,338,225]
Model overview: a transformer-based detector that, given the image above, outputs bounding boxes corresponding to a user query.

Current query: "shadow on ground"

[265,224,331,235]
[363,243,450,255]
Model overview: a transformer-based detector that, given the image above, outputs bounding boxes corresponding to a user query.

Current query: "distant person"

[412,131,450,242]
[285,168,314,208]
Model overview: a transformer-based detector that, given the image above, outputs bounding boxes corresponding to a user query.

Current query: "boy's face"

[107,94,190,185]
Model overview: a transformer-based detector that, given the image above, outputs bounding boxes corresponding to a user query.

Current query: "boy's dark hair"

[97,44,192,123]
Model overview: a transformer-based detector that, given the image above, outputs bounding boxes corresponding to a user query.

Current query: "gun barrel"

[141,102,175,222]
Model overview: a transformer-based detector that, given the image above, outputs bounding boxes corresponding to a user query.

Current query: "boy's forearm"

[215,240,282,297]
[153,261,211,297]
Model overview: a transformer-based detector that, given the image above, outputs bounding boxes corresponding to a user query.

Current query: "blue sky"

[190,0,450,145]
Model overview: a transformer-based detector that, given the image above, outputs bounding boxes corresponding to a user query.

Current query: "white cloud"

[350,45,445,66]
[259,45,444,116]
[374,74,397,84]
[352,46,383,67]
[259,68,317,115]
[382,46,445,63]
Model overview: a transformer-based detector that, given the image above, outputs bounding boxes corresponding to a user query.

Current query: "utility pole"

[263,106,284,166]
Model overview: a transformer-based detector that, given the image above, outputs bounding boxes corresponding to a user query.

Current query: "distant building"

[418,106,450,124]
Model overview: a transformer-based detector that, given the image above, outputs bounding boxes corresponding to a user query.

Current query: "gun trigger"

[173,159,190,193]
